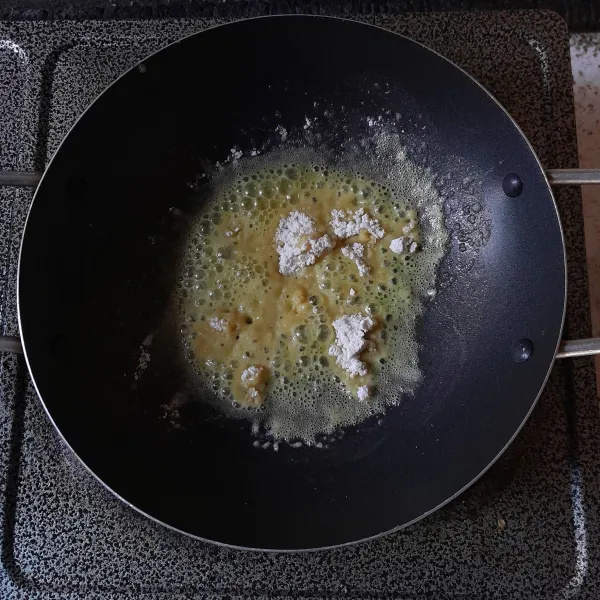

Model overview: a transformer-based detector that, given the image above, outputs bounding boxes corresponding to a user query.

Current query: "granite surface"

[0,0,596,31]
[0,8,599,600]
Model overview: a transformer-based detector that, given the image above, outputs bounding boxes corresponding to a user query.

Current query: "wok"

[0,16,599,551]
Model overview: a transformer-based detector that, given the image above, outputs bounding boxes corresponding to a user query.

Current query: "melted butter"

[176,163,446,444]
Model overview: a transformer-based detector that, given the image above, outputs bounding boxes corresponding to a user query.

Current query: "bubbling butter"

[175,157,446,445]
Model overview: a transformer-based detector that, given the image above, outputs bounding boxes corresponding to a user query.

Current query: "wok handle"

[0,336,23,354]
[547,170,600,357]
[0,171,43,187]
[0,171,38,356]
[1,335,597,358]
[547,169,600,185]
[0,169,598,187]
[556,339,600,359]
[1,168,599,188]
[0,169,599,359]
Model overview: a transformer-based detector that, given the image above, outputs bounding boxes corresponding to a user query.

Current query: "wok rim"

[15,14,567,553]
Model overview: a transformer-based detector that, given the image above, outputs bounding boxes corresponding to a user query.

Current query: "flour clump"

[329,313,375,378]
[341,242,370,277]
[241,365,268,406]
[330,208,385,239]
[209,317,228,332]
[275,211,334,276]
[357,385,370,402]
[390,236,418,254]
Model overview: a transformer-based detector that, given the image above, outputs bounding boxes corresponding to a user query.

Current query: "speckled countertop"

[0,0,599,30]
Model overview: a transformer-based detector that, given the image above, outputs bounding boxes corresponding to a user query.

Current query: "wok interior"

[18,17,565,549]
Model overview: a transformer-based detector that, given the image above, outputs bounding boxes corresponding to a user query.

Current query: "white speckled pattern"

[0,11,599,599]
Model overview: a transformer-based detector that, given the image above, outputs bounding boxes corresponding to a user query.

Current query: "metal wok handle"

[0,169,600,358]
[0,336,22,354]
[549,168,600,358]
[0,171,43,187]
[557,338,600,359]
[0,171,42,355]
[547,169,600,186]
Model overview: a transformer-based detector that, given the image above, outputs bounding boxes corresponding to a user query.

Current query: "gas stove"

[1,10,599,599]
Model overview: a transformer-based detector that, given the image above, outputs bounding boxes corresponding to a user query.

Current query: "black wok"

[0,16,594,551]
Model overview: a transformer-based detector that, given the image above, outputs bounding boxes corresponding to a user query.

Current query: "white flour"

[134,333,153,381]
[328,313,375,378]
[341,242,370,277]
[209,317,228,331]
[402,219,418,235]
[330,208,385,239]
[241,365,262,383]
[366,116,382,127]
[357,385,370,402]
[247,387,260,400]
[241,365,266,406]
[275,211,334,275]
[275,125,288,141]
[390,236,418,254]
[230,148,243,161]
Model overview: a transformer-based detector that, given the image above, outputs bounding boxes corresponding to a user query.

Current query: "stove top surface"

[0,10,598,599]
